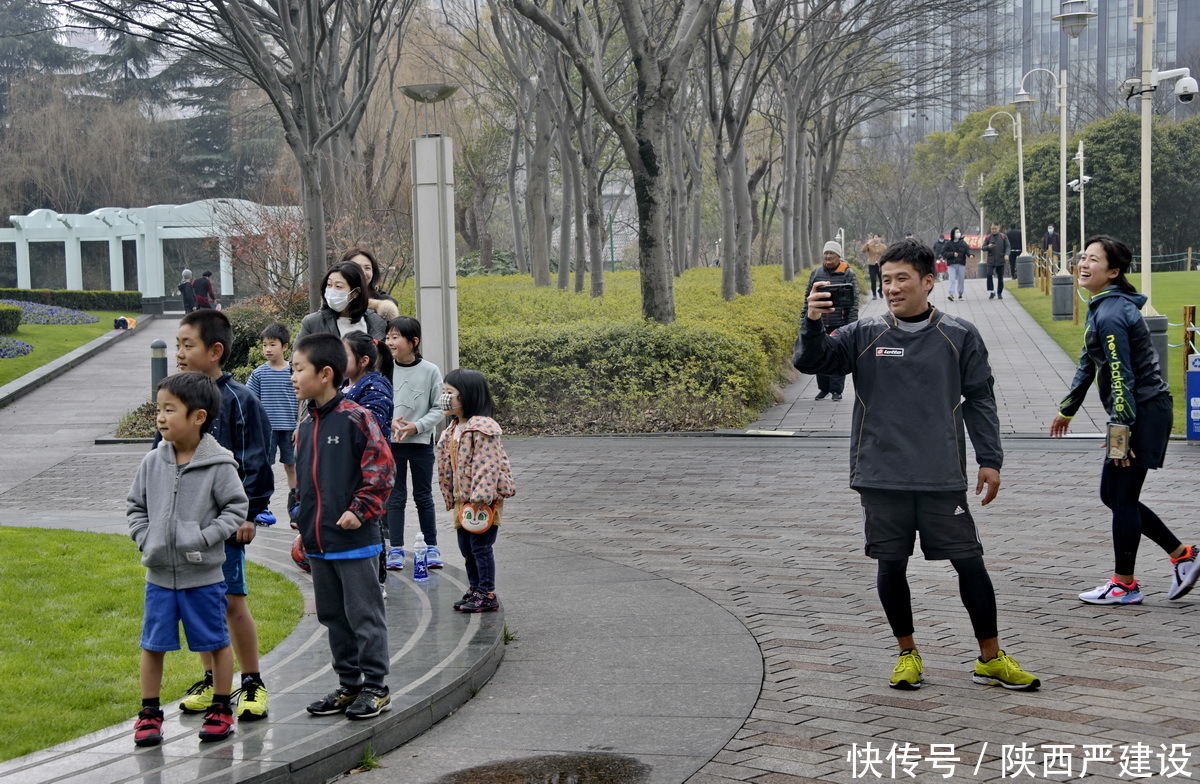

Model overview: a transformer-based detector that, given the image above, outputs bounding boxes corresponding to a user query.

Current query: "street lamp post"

[1070,141,1092,258]
[983,109,1034,287]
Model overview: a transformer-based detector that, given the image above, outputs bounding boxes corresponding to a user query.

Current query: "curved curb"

[0,530,505,784]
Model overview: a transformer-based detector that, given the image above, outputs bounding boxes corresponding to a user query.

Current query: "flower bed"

[0,300,101,326]
[0,337,34,359]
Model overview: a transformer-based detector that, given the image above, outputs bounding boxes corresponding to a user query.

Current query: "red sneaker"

[198,704,235,742]
[133,707,164,747]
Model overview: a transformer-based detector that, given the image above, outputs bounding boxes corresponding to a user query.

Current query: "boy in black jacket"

[173,309,274,721]
[292,333,396,720]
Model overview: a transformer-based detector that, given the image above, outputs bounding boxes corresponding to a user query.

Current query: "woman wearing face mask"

[941,227,972,301]
[295,262,388,343]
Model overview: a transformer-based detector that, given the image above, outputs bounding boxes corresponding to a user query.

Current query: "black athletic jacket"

[794,309,1003,492]
[1058,287,1169,426]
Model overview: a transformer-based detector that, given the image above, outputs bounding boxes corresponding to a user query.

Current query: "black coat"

[941,238,972,266]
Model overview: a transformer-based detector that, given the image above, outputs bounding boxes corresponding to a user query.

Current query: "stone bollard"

[1016,255,1035,288]
[1144,314,1169,387]
[150,339,168,398]
[1050,275,1075,321]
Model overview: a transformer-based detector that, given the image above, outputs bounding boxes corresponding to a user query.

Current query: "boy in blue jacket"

[292,332,396,720]
[128,372,248,746]
[173,309,274,721]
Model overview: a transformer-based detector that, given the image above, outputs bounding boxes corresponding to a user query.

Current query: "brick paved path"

[501,434,1200,783]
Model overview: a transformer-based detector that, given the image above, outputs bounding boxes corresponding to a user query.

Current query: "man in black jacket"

[1005,226,1023,279]
[794,238,1040,693]
[803,240,858,401]
[983,223,1011,299]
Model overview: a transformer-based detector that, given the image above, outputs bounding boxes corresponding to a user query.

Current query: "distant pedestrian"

[293,332,396,720]
[128,372,248,746]
[941,227,971,300]
[794,238,1040,693]
[1005,226,1023,279]
[803,240,858,401]
[179,269,197,313]
[193,270,216,309]
[1041,224,1060,255]
[436,368,516,614]
[1050,235,1199,605]
[982,223,1011,300]
[860,234,886,300]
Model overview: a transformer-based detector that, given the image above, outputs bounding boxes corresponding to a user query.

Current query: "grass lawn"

[0,527,303,762]
[0,312,129,387]
[1009,271,1200,432]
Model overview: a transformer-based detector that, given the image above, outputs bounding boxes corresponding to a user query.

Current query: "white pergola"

[0,199,301,302]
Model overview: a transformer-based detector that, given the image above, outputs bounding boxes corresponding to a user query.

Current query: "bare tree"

[60,0,418,309]
[508,0,720,323]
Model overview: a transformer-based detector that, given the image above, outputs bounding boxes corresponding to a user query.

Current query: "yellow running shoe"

[973,650,1040,691]
[889,649,923,690]
[234,680,269,721]
[179,676,214,713]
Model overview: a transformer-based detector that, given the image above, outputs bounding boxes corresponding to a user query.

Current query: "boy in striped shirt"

[248,324,299,515]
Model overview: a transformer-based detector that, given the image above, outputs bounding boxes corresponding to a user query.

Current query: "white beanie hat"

[822,240,843,258]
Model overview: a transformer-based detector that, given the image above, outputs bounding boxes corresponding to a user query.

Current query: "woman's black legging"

[877,556,998,640]
[1100,461,1180,575]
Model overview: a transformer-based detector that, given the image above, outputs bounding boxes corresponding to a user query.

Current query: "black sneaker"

[345,686,391,720]
[459,591,500,613]
[831,393,843,401]
[814,391,829,400]
[306,685,360,716]
[453,588,479,611]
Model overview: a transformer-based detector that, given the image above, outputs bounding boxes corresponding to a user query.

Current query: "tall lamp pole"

[982,110,1027,257]
[1014,68,1067,276]
[1137,0,1154,309]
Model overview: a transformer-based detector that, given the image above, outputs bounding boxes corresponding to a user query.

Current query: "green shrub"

[0,305,20,334]
[457,249,519,277]
[0,289,142,311]
[450,267,809,433]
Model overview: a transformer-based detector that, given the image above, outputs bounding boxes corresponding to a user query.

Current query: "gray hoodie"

[794,309,1003,492]
[128,434,248,590]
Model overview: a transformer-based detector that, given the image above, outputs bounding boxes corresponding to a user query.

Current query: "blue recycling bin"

[1187,355,1200,441]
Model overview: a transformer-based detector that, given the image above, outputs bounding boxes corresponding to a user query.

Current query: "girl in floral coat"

[435,369,515,613]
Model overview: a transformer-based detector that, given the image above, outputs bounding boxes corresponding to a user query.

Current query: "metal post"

[1139,0,1155,311]
[150,339,167,398]
[608,213,615,272]
[1077,140,1086,254]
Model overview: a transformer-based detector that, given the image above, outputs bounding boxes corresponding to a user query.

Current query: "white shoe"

[1079,578,1143,605]
[1168,545,1199,600]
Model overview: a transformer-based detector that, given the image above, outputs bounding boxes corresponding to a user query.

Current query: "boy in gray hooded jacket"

[127,372,248,747]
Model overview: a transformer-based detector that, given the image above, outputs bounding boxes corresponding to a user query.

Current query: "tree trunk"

[632,109,675,323]
[573,154,586,294]
[300,156,327,311]
[715,151,736,300]
[730,138,753,296]
[507,121,528,274]
[557,122,574,290]
[528,89,553,286]
[780,95,797,282]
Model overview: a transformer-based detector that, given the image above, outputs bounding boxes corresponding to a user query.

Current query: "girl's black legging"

[877,556,998,640]
[1100,461,1180,575]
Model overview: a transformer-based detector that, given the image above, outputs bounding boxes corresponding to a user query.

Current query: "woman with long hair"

[1051,234,1198,605]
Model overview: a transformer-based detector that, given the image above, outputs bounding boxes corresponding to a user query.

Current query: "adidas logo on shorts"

[954,506,967,515]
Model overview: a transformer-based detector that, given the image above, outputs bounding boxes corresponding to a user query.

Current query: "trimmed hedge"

[388,267,811,434]
[0,289,142,311]
[0,305,21,335]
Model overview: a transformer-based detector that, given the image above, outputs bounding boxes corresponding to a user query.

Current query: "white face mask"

[1048,226,1055,233]
[953,231,961,240]
[325,288,351,313]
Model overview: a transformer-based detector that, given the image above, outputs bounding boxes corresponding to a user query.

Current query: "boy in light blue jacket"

[127,372,249,747]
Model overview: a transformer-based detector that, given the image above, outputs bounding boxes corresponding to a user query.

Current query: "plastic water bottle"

[413,532,429,582]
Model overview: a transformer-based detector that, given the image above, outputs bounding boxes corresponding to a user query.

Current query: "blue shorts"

[269,429,296,465]
[141,582,229,652]
[223,544,247,596]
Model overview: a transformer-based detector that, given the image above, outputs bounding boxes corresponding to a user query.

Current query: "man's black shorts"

[858,488,984,560]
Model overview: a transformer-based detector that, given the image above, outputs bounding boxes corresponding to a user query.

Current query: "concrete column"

[410,135,459,376]
[64,231,83,290]
[108,235,125,291]
[1050,274,1074,321]
[14,232,30,289]
[218,236,233,297]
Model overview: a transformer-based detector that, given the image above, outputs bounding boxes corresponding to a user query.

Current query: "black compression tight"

[1100,461,1180,576]
[876,556,998,640]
